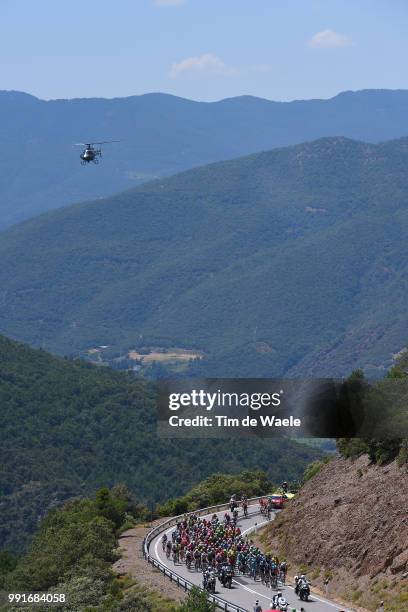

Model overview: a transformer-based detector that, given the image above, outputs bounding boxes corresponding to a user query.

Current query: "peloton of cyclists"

[163,492,290,596]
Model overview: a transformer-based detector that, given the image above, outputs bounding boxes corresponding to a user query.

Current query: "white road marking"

[236,514,351,611]
[151,504,352,612]
[231,517,276,601]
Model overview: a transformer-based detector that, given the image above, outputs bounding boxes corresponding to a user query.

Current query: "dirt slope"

[263,455,408,611]
[113,522,186,605]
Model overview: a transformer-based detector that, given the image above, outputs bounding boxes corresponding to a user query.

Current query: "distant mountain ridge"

[1,88,408,228]
[0,135,407,377]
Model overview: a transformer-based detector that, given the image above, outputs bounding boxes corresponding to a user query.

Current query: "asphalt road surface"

[149,503,352,612]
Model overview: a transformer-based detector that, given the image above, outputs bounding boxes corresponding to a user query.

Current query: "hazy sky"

[0,0,406,102]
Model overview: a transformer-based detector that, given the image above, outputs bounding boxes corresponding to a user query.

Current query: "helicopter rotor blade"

[91,140,121,145]
[73,140,121,146]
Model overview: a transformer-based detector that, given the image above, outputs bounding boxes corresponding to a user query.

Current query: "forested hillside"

[1,486,179,611]
[1,137,408,376]
[1,473,273,611]
[0,334,321,553]
[1,88,408,228]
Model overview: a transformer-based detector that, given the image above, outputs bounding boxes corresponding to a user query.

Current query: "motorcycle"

[203,572,216,594]
[219,566,233,588]
[299,582,310,601]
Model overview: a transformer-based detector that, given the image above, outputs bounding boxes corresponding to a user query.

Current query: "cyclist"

[241,494,248,517]
[280,560,287,584]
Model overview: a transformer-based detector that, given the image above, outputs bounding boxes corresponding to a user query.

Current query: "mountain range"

[1,88,408,229]
[0,136,407,377]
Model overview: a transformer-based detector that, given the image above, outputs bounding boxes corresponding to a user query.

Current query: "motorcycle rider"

[295,574,307,593]
[294,575,300,594]
[299,574,308,588]
[218,562,226,584]
[296,574,310,600]
[203,566,216,592]
[223,563,233,587]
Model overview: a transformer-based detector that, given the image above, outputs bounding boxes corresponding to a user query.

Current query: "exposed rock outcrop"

[263,455,408,610]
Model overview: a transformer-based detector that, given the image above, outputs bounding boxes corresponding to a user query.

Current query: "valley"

[0,334,321,554]
[1,137,408,377]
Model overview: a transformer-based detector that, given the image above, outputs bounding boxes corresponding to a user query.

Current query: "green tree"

[96,487,124,529]
[0,550,17,588]
[177,586,216,612]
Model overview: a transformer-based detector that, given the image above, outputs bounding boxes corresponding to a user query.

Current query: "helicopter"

[74,140,120,165]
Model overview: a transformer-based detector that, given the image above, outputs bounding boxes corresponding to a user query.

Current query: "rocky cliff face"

[264,455,408,611]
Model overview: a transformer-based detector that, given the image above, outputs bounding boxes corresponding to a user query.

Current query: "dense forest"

[1,471,284,611]
[0,334,321,553]
[1,484,215,612]
[1,137,408,378]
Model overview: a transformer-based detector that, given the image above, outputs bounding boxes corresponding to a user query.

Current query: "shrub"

[303,457,331,482]
[177,586,216,612]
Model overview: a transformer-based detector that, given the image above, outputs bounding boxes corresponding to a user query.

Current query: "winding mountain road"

[148,502,352,612]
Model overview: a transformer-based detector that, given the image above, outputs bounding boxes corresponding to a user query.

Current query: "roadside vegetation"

[302,457,333,482]
[0,481,246,612]
[336,360,408,467]
[156,470,273,516]
[1,485,150,610]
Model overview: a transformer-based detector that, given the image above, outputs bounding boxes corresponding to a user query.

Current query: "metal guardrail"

[143,497,266,612]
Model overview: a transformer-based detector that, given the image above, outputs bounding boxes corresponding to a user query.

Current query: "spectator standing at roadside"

[254,599,262,612]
